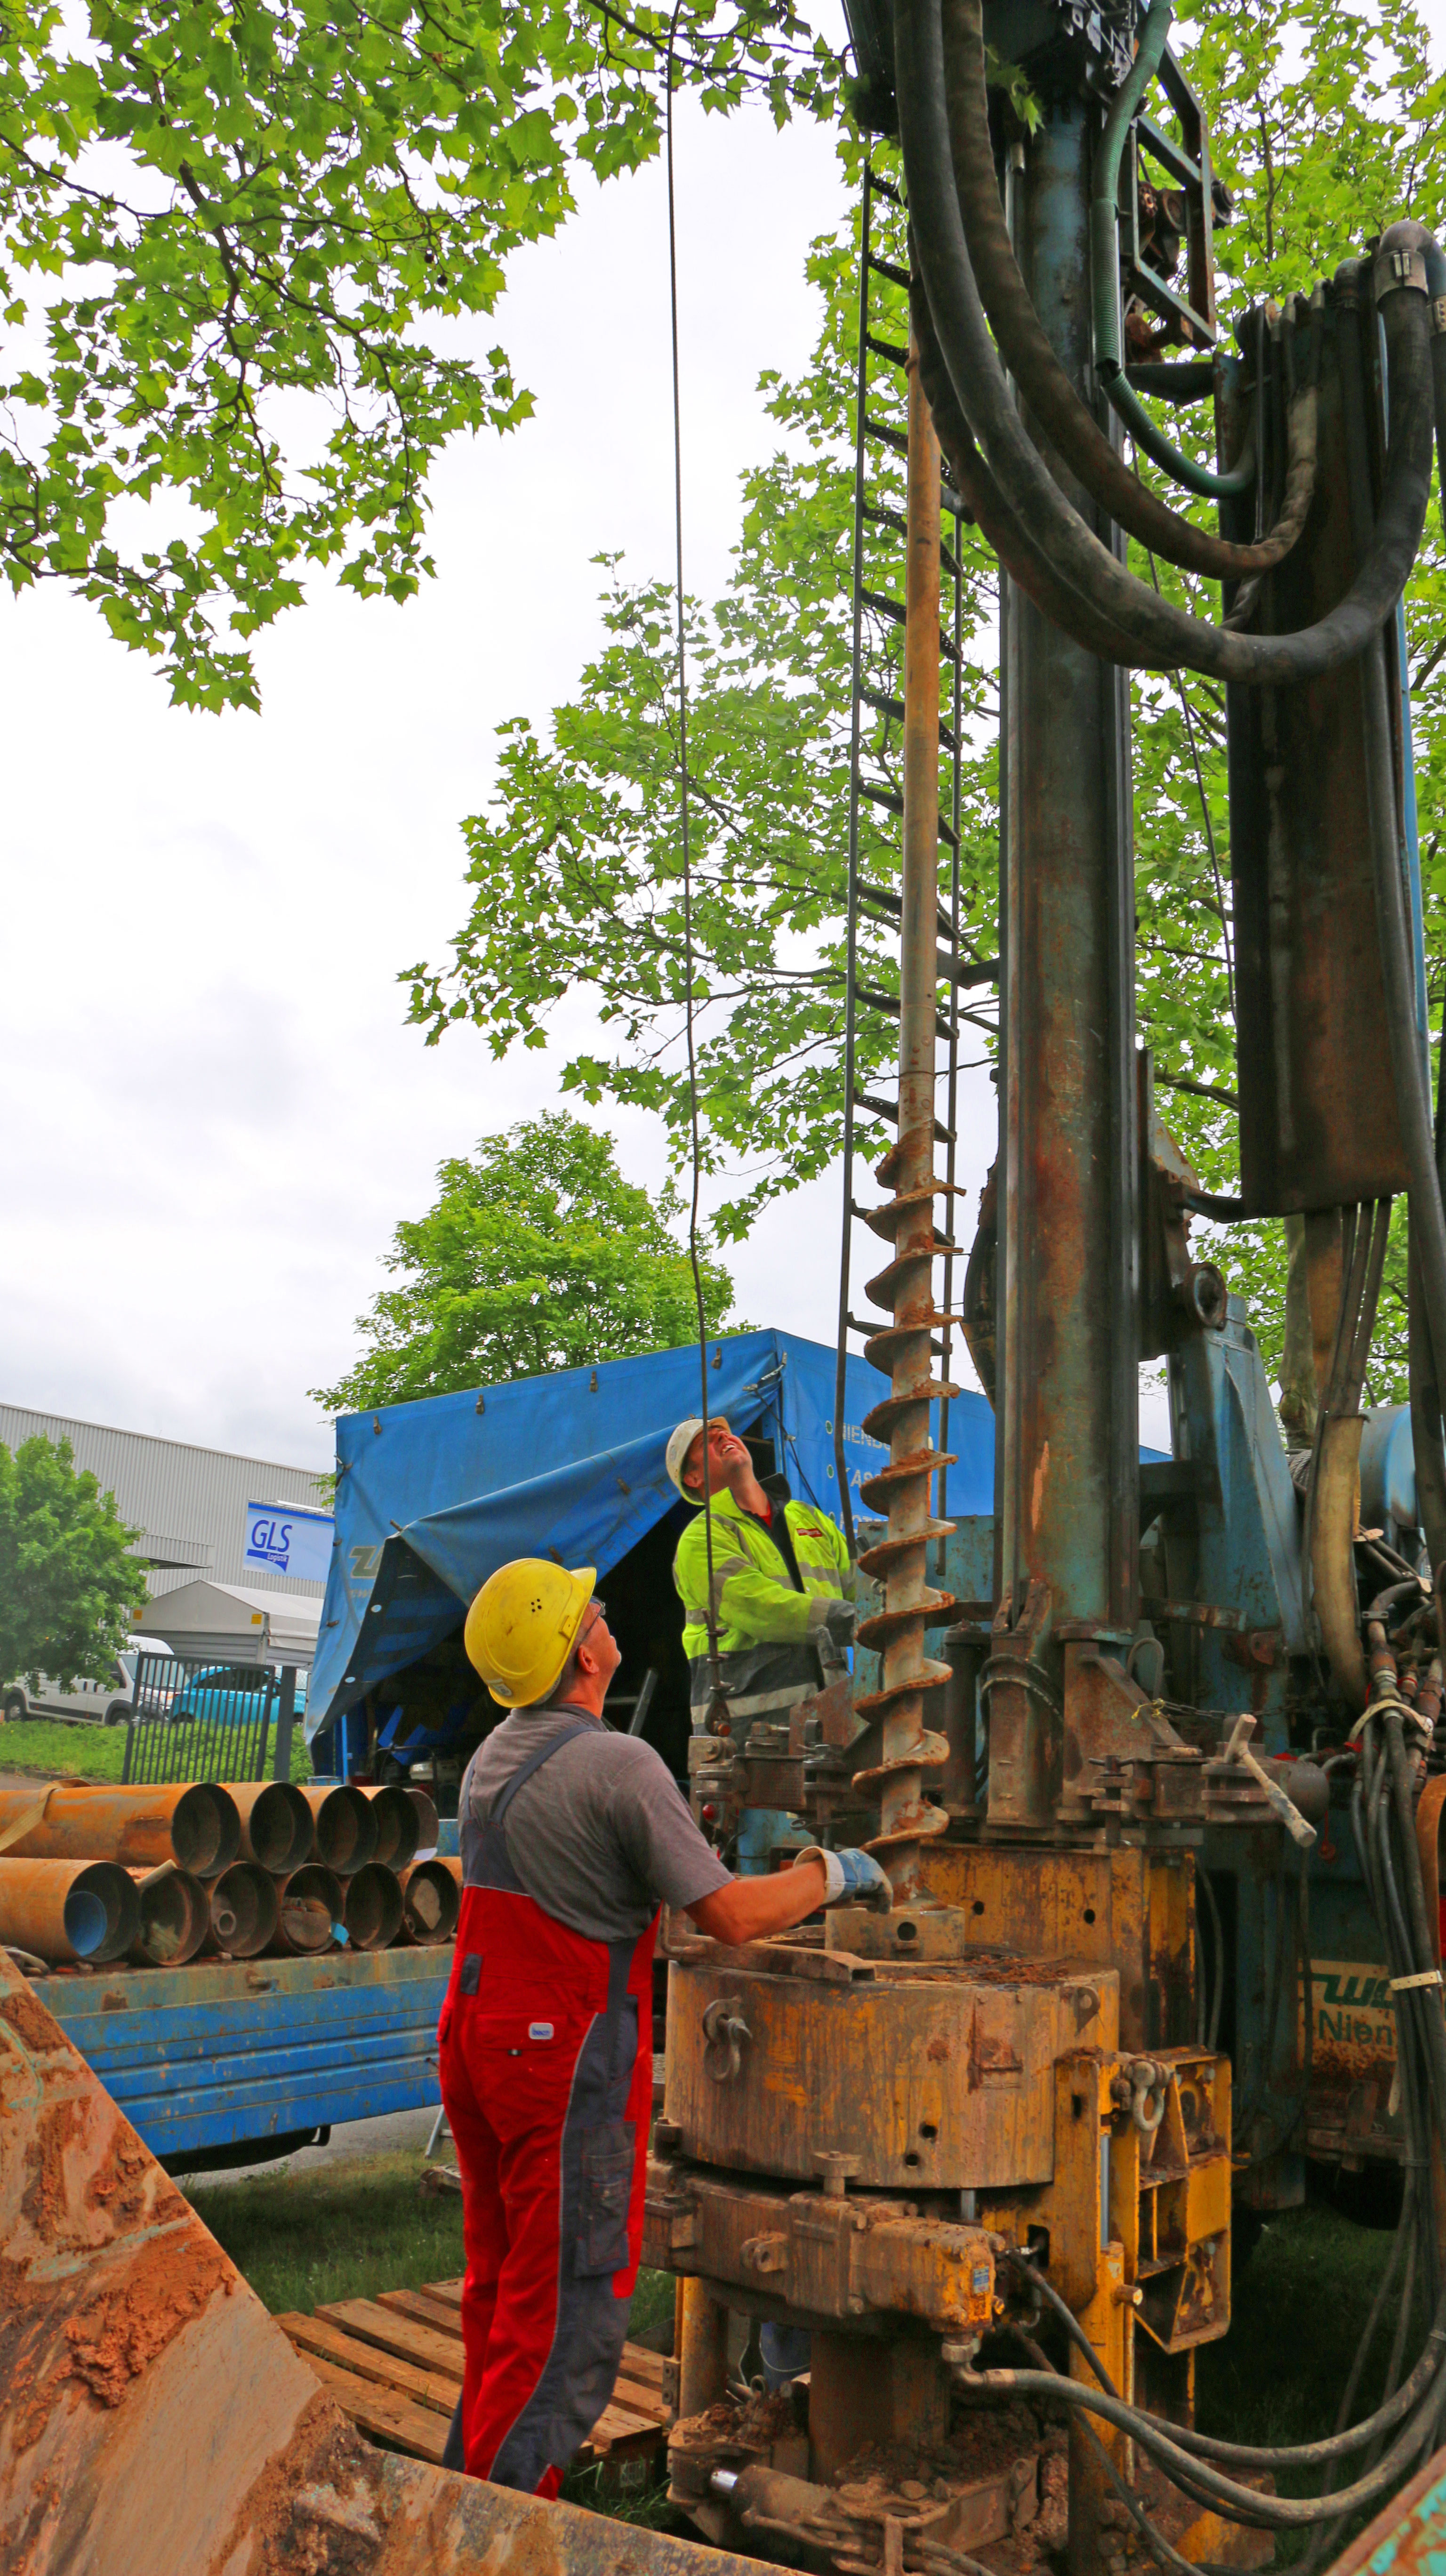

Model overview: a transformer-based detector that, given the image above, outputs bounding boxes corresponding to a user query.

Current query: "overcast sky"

[8,20,1440,1473]
[2,75,898,1473]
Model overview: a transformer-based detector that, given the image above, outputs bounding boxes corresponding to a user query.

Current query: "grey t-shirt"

[461,1703,731,1944]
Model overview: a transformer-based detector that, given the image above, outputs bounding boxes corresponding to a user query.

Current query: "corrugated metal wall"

[0,1405,329,1601]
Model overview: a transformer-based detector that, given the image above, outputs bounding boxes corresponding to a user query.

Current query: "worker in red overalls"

[437,1556,888,2496]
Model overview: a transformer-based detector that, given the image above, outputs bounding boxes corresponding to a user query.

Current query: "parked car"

[2,1637,174,1728]
[116,1645,181,1719]
[168,1664,307,1728]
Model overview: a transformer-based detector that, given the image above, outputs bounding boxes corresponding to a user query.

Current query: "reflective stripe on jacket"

[673,1487,854,1718]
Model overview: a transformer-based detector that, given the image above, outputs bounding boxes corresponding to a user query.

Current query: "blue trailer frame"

[41,1946,450,2163]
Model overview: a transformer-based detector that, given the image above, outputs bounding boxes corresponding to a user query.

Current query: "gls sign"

[244,1502,334,1584]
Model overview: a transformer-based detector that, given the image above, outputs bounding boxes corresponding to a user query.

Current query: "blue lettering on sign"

[246,1500,336,1585]
[248,1515,293,1568]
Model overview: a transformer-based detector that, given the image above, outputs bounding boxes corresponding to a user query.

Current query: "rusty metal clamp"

[701,1995,752,2083]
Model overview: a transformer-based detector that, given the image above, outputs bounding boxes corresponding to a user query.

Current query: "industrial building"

[0,1402,329,1604]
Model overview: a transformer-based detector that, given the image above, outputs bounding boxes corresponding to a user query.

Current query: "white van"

[2,1637,175,1728]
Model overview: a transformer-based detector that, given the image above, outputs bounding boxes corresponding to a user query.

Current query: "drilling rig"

[645,1,1446,2570]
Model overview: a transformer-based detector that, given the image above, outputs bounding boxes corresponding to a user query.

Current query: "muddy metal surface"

[0,1949,758,2576]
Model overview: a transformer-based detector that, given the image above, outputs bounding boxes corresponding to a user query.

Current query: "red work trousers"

[438,1876,656,2496]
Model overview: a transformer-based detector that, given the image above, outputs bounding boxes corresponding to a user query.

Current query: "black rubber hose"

[893,0,1438,683]
[1008,2327,1241,2576]
[1426,238,1446,537]
[957,2366,1446,2526]
[1360,619,1446,1395]
[910,282,1177,673]
[1333,286,1446,1433]
[1009,2249,1439,2474]
[1408,1239,1446,1583]
[1385,1711,1446,2116]
[938,0,1318,584]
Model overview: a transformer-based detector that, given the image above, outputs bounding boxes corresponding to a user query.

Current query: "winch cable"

[664,7,725,1735]
[893,0,1438,684]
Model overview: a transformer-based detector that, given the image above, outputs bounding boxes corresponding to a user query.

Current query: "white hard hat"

[666,1417,707,1499]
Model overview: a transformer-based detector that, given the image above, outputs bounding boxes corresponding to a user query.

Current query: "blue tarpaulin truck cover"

[308,1328,994,1736]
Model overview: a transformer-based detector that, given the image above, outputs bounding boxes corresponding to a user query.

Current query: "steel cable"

[664,9,725,1731]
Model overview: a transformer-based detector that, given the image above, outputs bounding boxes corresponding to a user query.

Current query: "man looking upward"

[438,1559,887,2501]
[667,1414,856,1731]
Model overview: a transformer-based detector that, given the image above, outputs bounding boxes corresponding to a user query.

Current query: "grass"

[1195,2191,1418,2563]
[186,2146,464,2316]
[185,2140,675,2339]
[1199,2198,1404,2453]
[0,1717,130,1780]
[0,1715,313,1785]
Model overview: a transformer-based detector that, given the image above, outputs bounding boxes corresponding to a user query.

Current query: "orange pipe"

[0,1857,140,1964]
[396,1857,459,1946]
[269,1863,345,1956]
[219,1780,315,1875]
[0,1782,239,1878]
[126,1866,209,1967]
[403,1785,440,1851]
[342,1862,403,1951]
[206,1862,281,1960]
[297,1785,378,1877]
[356,1785,419,1872]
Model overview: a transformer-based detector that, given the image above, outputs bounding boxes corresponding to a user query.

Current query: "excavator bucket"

[0,1948,754,2576]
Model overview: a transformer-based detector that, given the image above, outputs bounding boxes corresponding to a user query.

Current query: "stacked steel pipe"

[853,346,959,1900]
[0,1779,458,1968]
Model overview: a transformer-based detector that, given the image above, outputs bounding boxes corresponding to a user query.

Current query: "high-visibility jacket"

[673,1480,855,1723]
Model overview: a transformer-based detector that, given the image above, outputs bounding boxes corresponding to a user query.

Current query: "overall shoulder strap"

[489,1717,596,1826]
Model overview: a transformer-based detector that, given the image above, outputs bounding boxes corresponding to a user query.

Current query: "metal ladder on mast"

[832,160,972,1563]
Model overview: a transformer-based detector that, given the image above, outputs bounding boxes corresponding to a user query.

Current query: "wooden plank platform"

[276,2271,673,2484]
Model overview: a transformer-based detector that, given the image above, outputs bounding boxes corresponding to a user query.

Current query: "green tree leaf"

[311,1108,745,1409]
[0,1436,147,1689]
[0,0,844,708]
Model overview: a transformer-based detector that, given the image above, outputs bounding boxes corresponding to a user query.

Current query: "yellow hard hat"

[464,1559,596,1708]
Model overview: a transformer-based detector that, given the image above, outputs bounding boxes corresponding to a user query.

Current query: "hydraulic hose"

[1008,2250,1438,2474]
[894,0,1438,683]
[958,2363,1446,2526]
[1426,236,1446,539]
[1408,1240,1446,1580]
[911,283,1176,673]
[1313,1416,1369,1708]
[1362,618,1446,1417]
[940,0,1322,578]
[1087,0,1258,501]
[1309,1199,1390,1708]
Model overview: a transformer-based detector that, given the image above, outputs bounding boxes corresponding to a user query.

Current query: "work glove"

[797,1845,892,1911]
[821,1600,856,1650]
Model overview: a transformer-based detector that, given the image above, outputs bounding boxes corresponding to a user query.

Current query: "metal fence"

[121,1657,298,1787]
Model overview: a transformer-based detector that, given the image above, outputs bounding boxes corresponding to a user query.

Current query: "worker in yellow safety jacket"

[667,1414,856,1726]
